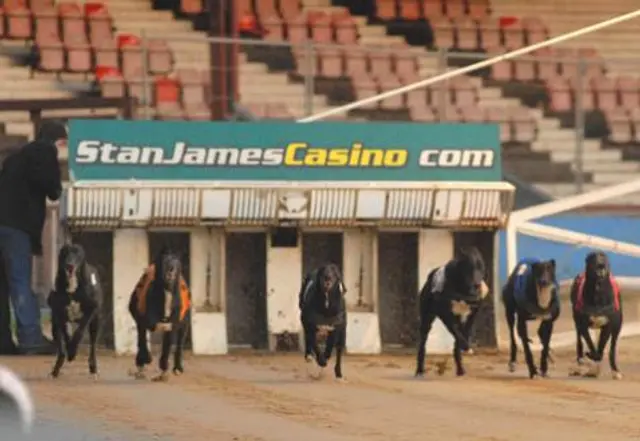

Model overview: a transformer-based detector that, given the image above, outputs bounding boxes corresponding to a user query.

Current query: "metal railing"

[126,32,639,195]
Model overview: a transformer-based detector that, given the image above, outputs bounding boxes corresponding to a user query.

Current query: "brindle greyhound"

[569,251,623,380]
[128,248,191,382]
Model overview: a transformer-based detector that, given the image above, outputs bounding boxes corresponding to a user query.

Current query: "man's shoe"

[19,336,57,356]
[0,343,19,355]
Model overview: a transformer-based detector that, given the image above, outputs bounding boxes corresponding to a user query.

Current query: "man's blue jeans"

[0,226,43,349]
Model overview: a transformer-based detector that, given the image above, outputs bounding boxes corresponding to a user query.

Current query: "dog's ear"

[549,259,556,270]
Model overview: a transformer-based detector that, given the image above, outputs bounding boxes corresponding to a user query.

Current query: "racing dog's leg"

[574,312,585,363]
[153,330,173,382]
[132,319,151,379]
[504,292,518,372]
[49,309,67,379]
[67,305,97,362]
[173,321,187,376]
[538,319,554,378]
[517,314,538,379]
[585,325,611,378]
[87,315,99,379]
[333,325,346,380]
[415,310,437,377]
[609,314,623,379]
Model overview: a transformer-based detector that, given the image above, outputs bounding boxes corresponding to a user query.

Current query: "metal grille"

[63,183,515,229]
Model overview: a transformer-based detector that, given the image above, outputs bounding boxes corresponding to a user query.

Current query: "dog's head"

[454,246,486,298]
[586,251,610,281]
[58,244,86,293]
[530,259,556,309]
[159,252,182,291]
[317,264,342,296]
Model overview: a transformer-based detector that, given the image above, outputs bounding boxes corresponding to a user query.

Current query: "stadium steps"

[105,0,335,117]
[347,15,600,197]
[491,0,640,192]
[492,0,640,76]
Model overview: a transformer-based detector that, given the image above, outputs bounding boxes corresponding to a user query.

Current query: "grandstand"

[0,0,638,200]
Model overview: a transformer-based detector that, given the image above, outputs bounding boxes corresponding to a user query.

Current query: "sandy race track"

[3,337,640,441]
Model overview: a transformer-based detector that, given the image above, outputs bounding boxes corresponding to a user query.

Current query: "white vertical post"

[113,229,148,355]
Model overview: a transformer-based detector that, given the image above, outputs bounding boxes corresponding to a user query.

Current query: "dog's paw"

[583,362,600,378]
[48,371,60,380]
[529,371,540,380]
[89,373,99,382]
[335,376,347,383]
[612,371,623,380]
[128,368,147,380]
[151,372,170,383]
[508,361,517,373]
[568,365,583,377]
[464,348,474,356]
[540,371,549,379]
[172,367,184,376]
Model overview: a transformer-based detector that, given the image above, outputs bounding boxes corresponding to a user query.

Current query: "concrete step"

[535,183,600,198]
[531,138,600,152]
[575,161,640,173]
[0,89,72,99]
[551,149,621,162]
[115,21,193,33]
[591,172,640,185]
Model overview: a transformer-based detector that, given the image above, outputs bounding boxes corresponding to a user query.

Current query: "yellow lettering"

[284,142,306,165]
[348,143,362,166]
[327,149,349,166]
[305,148,327,166]
[360,149,385,166]
[384,150,407,167]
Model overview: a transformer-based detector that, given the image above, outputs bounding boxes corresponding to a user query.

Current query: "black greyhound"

[299,263,347,380]
[128,248,191,382]
[569,251,623,380]
[48,243,103,379]
[503,258,560,379]
[415,246,488,378]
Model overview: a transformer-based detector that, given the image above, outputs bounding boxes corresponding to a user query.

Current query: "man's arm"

[27,143,62,201]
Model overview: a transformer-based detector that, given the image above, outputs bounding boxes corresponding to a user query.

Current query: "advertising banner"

[68,120,501,182]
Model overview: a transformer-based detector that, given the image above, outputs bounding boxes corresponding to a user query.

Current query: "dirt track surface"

[4,338,640,441]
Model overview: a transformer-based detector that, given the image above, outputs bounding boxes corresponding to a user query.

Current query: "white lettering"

[419,149,494,168]
[75,140,100,163]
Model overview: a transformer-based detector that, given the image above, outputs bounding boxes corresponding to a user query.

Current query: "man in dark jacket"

[0,120,65,355]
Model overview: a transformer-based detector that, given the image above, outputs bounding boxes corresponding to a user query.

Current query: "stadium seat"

[147,39,173,76]
[184,102,211,121]
[370,51,393,78]
[36,33,65,73]
[156,102,185,120]
[502,21,525,50]
[422,0,444,19]
[617,76,640,110]
[121,44,143,79]
[66,36,92,73]
[592,77,617,111]
[522,16,548,45]
[293,48,317,76]
[406,89,428,109]
[334,13,357,45]
[444,0,465,19]
[375,0,396,21]
[514,57,535,82]
[262,15,284,41]
[352,75,379,109]
[605,108,632,144]
[399,1,421,21]
[441,105,462,122]
[309,11,332,43]
[287,14,308,43]
[61,3,85,44]
[487,50,512,81]
[181,0,203,15]
[478,18,502,51]
[485,106,511,142]
[512,107,536,143]
[127,78,152,105]
[279,0,301,21]
[410,106,437,121]
[7,6,32,40]
[93,40,118,69]
[345,48,367,76]
[546,76,572,112]
[468,0,490,20]
[431,18,455,48]
[378,76,403,109]
[178,69,207,107]
[87,5,112,45]
[455,17,479,51]
[155,77,180,105]
[395,52,418,78]
[534,48,559,81]
[460,105,484,122]
[318,48,343,77]
[452,76,477,107]
[33,5,59,42]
